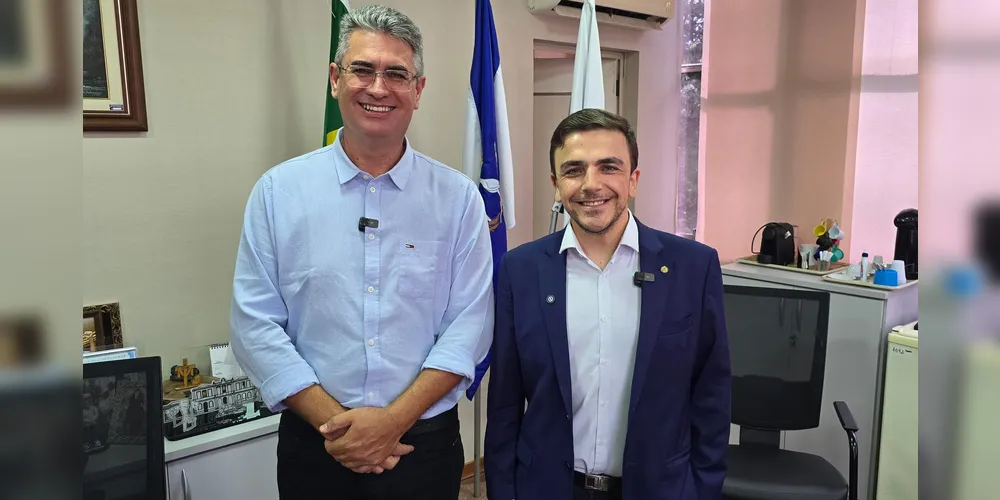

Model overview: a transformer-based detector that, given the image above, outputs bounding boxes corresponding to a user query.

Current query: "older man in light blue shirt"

[230,129,494,487]
[232,7,495,498]
[232,130,493,411]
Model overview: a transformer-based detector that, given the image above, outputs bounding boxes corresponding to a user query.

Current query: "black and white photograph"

[108,372,148,445]
[82,0,109,99]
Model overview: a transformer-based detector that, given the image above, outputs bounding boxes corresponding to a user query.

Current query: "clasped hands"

[319,407,414,474]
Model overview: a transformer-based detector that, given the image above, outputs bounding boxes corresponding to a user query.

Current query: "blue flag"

[462,0,515,400]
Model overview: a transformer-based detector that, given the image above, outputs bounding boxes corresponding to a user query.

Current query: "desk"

[163,414,281,499]
[723,263,918,500]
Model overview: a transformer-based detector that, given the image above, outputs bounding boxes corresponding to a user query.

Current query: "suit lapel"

[628,223,672,417]
[539,234,573,416]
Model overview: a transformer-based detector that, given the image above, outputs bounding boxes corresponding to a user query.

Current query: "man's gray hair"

[334,5,424,76]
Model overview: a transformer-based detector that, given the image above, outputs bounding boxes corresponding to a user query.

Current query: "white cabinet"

[722,263,917,500]
[166,432,278,500]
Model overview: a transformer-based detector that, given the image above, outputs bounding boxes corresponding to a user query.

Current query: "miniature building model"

[163,375,269,437]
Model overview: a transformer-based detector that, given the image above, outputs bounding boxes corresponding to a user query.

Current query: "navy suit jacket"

[484,220,731,500]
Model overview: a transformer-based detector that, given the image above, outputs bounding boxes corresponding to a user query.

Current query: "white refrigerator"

[875,321,918,500]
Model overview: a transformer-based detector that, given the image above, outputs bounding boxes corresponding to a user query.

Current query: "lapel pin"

[546,295,555,304]
[661,265,669,273]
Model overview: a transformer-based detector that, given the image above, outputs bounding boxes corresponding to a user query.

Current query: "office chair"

[721,286,858,500]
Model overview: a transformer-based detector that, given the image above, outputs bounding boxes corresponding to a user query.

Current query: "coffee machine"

[752,222,796,266]
[893,208,918,280]
[976,203,999,281]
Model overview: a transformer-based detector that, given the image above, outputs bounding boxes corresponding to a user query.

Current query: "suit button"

[565,462,572,470]
[566,414,570,420]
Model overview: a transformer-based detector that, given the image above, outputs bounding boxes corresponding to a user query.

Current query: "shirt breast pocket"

[397,239,444,302]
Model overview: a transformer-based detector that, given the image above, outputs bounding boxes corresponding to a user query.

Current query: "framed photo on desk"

[83,302,124,351]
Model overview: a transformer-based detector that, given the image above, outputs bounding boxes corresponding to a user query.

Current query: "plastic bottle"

[861,252,870,281]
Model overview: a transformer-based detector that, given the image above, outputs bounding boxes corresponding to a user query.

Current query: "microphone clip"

[358,217,379,232]
[633,271,655,287]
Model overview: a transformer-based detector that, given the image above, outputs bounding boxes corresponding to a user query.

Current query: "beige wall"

[82,0,328,373]
[0,0,81,372]
[700,0,863,263]
[81,0,680,463]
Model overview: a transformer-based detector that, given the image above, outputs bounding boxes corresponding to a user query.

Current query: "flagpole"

[474,390,483,497]
[549,201,564,234]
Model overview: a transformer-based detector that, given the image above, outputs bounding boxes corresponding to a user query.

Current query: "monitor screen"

[83,357,164,500]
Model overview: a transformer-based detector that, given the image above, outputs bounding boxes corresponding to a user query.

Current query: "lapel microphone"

[358,217,379,232]
[633,271,655,287]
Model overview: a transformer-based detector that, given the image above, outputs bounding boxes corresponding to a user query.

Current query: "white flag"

[556,0,606,229]
[570,0,605,113]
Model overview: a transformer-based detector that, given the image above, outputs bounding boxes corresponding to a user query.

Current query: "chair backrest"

[723,285,831,446]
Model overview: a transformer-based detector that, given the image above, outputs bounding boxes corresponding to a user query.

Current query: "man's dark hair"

[549,108,639,176]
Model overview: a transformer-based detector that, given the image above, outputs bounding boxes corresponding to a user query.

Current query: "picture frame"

[0,313,45,368]
[0,0,72,108]
[83,302,124,351]
[83,0,147,132]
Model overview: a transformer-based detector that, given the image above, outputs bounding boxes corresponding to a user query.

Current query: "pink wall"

[700,0,863,263]
[847,0,918,264]
[921,0,1000,264]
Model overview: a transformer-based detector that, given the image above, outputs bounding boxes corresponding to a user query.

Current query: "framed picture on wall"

[0,0,72,108]
[0,313,45,368]
[83,302,124,351]
[83,0,147,132]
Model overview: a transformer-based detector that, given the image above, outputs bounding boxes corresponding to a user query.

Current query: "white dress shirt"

[561,210,642,477]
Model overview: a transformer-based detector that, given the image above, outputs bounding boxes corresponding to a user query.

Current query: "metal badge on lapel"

[661,265,669,274]
[546,295,555,304]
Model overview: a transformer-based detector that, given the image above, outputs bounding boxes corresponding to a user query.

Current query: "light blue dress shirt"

[230,132,494,419]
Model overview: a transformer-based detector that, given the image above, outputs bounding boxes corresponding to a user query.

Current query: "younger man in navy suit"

[485,109,731,500]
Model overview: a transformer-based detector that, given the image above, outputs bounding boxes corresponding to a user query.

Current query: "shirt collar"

[331,128,415,190]
[559,208,640,256]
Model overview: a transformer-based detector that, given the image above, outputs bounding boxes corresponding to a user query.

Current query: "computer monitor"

[83,356,165,500]
[723,285,831,431]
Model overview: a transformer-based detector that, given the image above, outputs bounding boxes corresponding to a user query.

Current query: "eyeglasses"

[340,65,416,92]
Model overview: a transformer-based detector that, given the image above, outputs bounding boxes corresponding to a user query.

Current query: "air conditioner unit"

[527,0,674,31]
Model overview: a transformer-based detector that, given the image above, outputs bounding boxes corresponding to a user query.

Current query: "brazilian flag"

[324,0,352,147]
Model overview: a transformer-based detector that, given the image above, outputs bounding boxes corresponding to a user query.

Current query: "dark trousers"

[276,405,464,500]
[573,486,623,500]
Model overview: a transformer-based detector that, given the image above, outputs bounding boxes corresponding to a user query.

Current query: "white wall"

[81,0,680,464]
